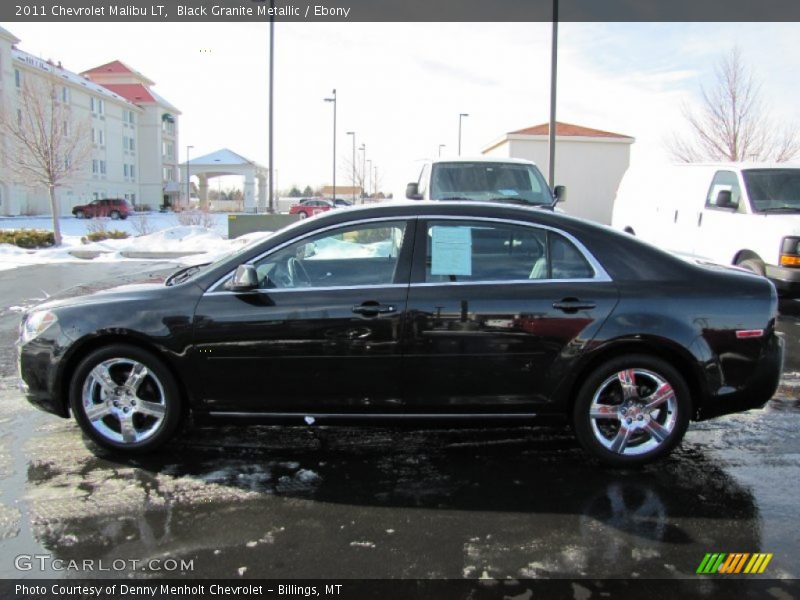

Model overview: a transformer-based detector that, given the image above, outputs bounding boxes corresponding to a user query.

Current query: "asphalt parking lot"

[0,263,799,585]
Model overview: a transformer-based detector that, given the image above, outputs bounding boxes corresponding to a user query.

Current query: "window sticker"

[431,226,472,276]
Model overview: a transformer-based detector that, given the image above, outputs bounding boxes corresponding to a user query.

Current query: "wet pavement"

[0,263,799,581]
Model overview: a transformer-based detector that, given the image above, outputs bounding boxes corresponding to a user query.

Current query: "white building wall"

[0,26,177,216]
[484,136,632,225]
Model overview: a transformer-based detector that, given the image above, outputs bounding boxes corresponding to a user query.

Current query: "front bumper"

[18,337,70,419]
[766,264,800,297]
[697,332,784,420]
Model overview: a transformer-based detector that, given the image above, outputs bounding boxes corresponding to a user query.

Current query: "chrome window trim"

[205,213,612,295]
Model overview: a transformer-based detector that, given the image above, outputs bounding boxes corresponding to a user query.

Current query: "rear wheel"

[75,210,85,219]
[69,344,182,453]
[110,210,121,220]
[737,256,766,276]
[573,354,690,466]
[298,211,308,219]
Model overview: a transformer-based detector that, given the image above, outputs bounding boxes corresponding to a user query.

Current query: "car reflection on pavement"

[19,421,763,580]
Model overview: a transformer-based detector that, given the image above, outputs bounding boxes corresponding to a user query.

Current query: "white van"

[612,163,800,296]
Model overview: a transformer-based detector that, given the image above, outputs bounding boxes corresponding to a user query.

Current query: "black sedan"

[17,202,784,465]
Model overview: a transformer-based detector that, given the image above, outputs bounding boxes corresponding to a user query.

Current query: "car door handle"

[552,299,596,312]
[352,302,396,316]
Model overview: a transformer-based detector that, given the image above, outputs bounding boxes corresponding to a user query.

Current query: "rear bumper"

[697,332,784,420]
[766,264,800,297]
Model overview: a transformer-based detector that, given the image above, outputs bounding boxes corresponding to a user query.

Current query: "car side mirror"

[406,182,422,200]
[553,185,567,204]
[225,264,259,292]
[716,190,737,209]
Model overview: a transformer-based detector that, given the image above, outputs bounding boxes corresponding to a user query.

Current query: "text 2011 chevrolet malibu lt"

[17,202,784,465]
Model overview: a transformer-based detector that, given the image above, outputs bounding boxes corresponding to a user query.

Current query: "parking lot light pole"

[186,145,193,208]
[438,144,446,157]
[548,0,558,188]
[346,131,356,203]
[367,159,372,198]
[324,89,337,202]
[458,113,469,156]
[359,143,366,203]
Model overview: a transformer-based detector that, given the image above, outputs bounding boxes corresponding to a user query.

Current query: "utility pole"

[324,89,337,201]
[268,0,275,212]
[548,0,558,188]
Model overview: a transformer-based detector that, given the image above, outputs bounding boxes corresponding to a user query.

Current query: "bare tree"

[0,77,91,245]
[341,156,367,201]
[668,47,800,163]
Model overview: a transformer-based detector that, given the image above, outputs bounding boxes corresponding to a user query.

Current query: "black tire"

[737,257,766,276]
[298,211,308,219]
[75,210,84,219]
[110,210,121,220]
[69,344,183,454]
[572,354,691,467]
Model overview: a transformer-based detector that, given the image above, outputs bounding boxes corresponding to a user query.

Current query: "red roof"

[100,83,156,104]
[83,60,135,75]
[512,121,632,139]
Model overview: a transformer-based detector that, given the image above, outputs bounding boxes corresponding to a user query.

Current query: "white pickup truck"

[405,157,565,208]
[612,162,800,296]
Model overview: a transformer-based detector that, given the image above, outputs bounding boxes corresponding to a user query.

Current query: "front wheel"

[75,210,84,219]
[298,211,308,219]
[69,344,183,454]
[573,354,691,466]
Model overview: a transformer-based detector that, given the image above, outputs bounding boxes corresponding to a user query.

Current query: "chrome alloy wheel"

[588,368,678,456]
[80,358,167,445]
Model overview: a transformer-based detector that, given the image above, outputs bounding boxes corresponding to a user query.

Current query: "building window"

[127,110,135,124]
[98,130,104,146]
[130,193,136,204]
[90,97,95,113]
[98,99,104,115]
[99,160,106,175]
[163,167,173,182]
[124,164,129,177]
[130,165,135,179]
[61,86,70,103]
[129,137,135,151]
[93,192,99,201]
[92,159,99,174]
[14,69,21,88]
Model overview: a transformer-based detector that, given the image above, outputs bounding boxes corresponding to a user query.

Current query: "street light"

[458,113,469,156]
[438,144,446,157]
[359,143,366,203]
[186,145,194,208]
[324,89,337,202]
[548,0,559,188]
[367,159,372,198]
[346,131,356,203]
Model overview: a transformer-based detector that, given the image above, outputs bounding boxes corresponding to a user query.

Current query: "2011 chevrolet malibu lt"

[17,202,784,465]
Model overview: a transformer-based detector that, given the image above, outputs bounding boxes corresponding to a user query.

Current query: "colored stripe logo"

[696,553,773,574]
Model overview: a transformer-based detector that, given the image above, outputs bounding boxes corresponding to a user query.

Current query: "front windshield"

[743,169,800,213]
[430,162,553,205]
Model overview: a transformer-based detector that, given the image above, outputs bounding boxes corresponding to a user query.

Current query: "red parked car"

[289,198,334,219]
[72,198,131,220]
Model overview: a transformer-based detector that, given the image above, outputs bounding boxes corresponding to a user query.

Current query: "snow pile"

[0,226,274,271]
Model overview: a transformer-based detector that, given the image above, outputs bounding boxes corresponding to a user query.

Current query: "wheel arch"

[733,249,762,265]
[561,337,707,421]
[57,333,191,418]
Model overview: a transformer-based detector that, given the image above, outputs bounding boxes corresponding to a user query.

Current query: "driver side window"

[253,221,407,289]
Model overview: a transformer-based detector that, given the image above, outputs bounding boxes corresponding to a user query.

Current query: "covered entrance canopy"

[179,148,269,211]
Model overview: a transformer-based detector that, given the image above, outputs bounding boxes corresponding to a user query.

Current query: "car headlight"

[21,310,58,344]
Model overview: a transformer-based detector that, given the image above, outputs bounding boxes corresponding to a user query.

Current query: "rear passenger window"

[424,221,595,282]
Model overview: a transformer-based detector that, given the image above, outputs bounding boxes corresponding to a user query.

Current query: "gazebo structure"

[179,148,268,212]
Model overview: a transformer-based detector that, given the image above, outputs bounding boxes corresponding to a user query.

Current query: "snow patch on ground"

[0,224,273,271]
